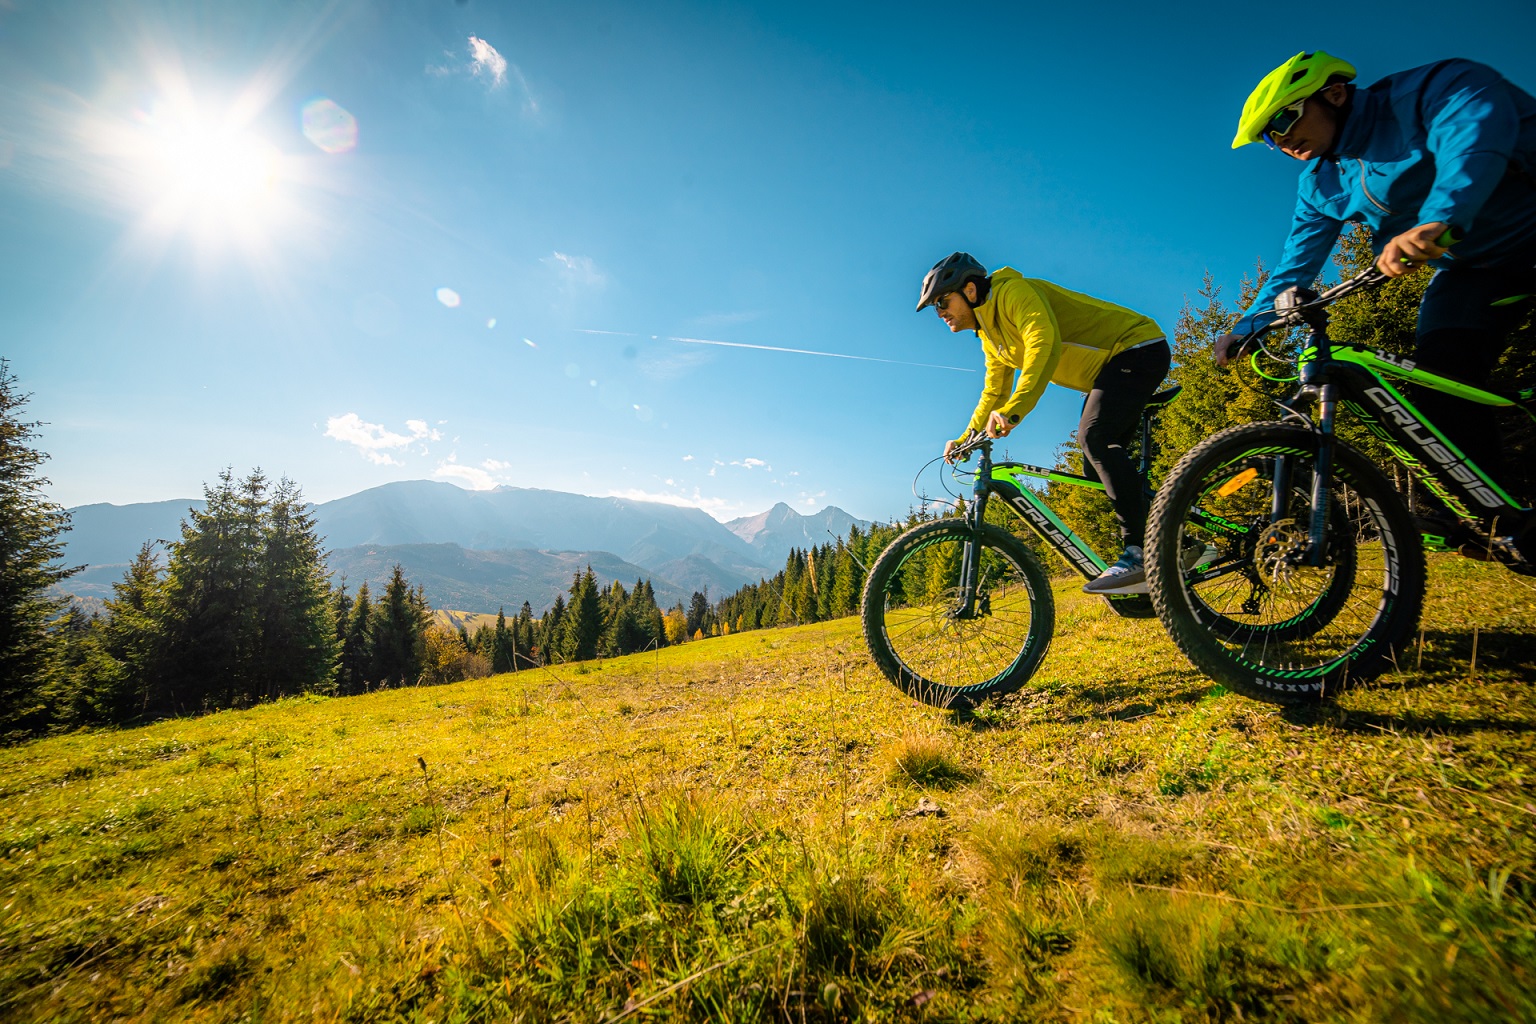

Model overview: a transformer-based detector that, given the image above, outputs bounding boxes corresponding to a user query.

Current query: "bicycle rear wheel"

[1145,423,1424,703]
[861,519,1054,710]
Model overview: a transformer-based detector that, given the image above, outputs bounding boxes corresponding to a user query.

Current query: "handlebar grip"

[1398,227,1462,266]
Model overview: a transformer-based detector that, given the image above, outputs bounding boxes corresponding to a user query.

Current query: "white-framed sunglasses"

[1262,97,1309,149]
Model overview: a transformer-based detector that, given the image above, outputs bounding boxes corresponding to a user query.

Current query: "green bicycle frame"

[983,462,1248,584]
[1308,343,1534,524]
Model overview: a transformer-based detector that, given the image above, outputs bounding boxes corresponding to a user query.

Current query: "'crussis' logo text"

[1363,388,1503,509]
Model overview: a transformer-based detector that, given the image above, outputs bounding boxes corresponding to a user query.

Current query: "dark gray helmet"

[916,251,986,312]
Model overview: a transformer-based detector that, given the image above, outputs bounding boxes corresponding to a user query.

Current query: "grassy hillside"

[3,555,1534,1022]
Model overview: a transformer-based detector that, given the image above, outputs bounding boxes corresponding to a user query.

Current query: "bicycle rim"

[861,520,1053,709]
[1147,424,1424,701]
[1181,474,1357,643]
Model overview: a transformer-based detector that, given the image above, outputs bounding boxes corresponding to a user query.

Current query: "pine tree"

[330,580,352,683]
[562,567,602,662]
[830,540,859,618]
[157,470,268,711]
[491,607,515,673]
[686,588,711,637]
[103,543,166,715]
[39,608,123,728]
[516,601,536,669]
[341,582,373,694]
[255,477,335,700]
[372,565,429,686]
[0,361,80,735]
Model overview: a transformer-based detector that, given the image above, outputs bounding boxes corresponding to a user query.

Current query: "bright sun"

[126,98,289,246]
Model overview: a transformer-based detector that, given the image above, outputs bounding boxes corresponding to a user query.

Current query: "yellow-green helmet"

[1232,51,1357,149]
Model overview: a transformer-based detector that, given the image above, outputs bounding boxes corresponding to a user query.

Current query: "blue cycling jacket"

[1235,59,1536,334]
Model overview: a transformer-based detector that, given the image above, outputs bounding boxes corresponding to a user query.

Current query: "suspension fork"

[954,444,994,617]
[1307,384,1338,566]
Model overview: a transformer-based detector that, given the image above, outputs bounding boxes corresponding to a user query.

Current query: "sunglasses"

[933,292,957,311]
[1262,97,1309,148]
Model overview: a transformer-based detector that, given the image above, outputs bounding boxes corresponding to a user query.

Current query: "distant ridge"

[725,502,872,566]
[59,482,873,614]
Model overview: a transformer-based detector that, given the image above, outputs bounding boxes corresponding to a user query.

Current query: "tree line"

[5,232,1531,733]
[0,363,706,737]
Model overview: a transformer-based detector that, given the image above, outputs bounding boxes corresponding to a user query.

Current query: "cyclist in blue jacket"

[1216,52,1536,503]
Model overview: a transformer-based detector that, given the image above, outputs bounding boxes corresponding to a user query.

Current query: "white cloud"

[800,490,828,508]
[606,487,741,521]
[543,251,606,290]
[483,458,511,471]
[325,413,439,464]
[681,454,694,461]
[405,419,443,442]
[436,463,496,490]
[731,457,769,470]
[427,37,538,113]
[467,36,508,87]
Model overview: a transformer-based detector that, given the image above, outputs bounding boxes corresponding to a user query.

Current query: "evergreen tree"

[340,582,373,694]
[330,580,352,680]
[516,602,536,668]
[157,470,268,711]
[372,565,429,686]
[39,608,123,728]
[0,361,79,735]
[539,594,566,662]
[102,543,166,715]
[491,607,515,673]
[830,539,859,618]
[255,477,335,701]
[562,567,602,662]
[687,588,711,637]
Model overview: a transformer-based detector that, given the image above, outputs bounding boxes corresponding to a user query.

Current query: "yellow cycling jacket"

[956,268,1165,444]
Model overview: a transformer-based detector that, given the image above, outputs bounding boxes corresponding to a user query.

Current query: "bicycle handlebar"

[948,431,994,462]
[1237,228,1461,347]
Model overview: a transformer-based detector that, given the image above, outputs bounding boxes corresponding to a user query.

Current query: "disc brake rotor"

[1253,519,1311,588]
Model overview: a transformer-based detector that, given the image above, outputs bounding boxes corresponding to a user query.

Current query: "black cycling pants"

[1412,256,1535,490]
[1078,340,1171,549]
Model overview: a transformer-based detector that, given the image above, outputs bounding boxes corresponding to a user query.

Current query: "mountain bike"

[860,386,1222,709]
[1143,267,1536,704]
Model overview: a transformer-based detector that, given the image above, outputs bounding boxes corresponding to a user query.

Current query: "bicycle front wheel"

[861,519,1054,710]
[1145,423,1425,703]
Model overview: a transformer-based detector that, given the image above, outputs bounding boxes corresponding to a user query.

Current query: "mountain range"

[57,481,873,614]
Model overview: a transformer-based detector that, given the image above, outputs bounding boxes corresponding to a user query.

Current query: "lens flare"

[436,287,461,308]
[300,98,358,154]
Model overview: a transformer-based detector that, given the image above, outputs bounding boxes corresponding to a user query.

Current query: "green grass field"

[3,555,1535,1022]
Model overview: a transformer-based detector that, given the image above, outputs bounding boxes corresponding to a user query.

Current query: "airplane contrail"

[573,329,974,373]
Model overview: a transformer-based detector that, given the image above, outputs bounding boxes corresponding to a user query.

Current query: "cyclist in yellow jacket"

[918,252,1170,594]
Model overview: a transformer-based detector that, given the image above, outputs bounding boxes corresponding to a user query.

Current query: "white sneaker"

[1084,545,1145,595]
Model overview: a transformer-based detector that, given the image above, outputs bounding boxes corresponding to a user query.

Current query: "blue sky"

[4,0,1534,524]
